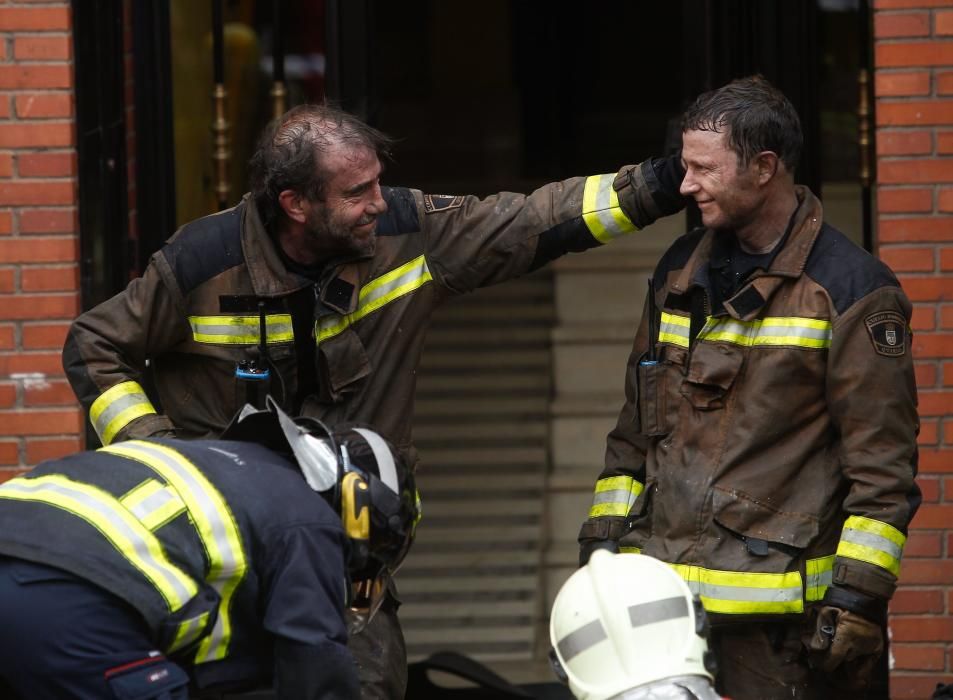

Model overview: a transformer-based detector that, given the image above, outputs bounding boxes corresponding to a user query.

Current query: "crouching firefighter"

[0,398,418,700]
[549,549,723,700]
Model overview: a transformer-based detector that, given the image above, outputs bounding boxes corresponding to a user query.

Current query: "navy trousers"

[0,557,189,699]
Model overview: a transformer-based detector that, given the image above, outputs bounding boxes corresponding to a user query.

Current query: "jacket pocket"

[105,656,189,700]
[711,486,820,553]
[681,341,744,410]
[637,346,686,436]
[316,328,371,402]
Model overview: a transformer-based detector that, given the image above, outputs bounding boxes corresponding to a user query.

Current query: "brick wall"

[0,1,82,477]
[874,1,953,698]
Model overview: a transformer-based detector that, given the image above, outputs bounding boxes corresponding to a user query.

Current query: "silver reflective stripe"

[556,618,607,662]
[591,489,638,508]
[126,483,184,528]
[0,476,194,607]
[840,528,903,562]
[353,428,398,493]
[628,595,689,628]
[101,442,246,663]
[682,579,802,604]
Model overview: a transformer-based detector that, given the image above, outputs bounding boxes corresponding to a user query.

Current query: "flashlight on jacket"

[235,301,272,409]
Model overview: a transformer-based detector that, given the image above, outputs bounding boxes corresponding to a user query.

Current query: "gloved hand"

[640,153,686,217]
[578,539,618,567]
[805,605,883,688]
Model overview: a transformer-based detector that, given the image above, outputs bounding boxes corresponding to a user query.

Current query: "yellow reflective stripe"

[671,564,804,615]
[619,546,642,554]
[658,312,691,348]
[121,479,186,531]
[805,555,835,602]
[90,381,157,446]
[698,316,832,349]
[588,475,644,518]
[188,314,294,345]
[836,516,905,577]
[0,475,197,610]
[582,174,637,244]
[317,256,433,342]
[170,610,212,653]
[101,442,247,663]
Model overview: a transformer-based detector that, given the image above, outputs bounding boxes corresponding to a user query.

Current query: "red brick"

[914,334,953,359]
[944,360,953,385]
[878,130,933,155]
[0,352,64,377]
[942,246,953,270]
[0,469,28,484]
[0,268,13,293]
[0,441,18,466]
[0,237,77,263]
[911,303,935,330]
[881,188,933,213]
[881,246,935,271]
[939,70,953,95]
[938,131,953,153]
[0,408,81,436]
[915,361,938,386]
[902,277,953,302]
[24,379,77,407]
[876,41,953,68]
[18,208,75,234]
[941,303,953,328]
[25,436,81,465]
[920,382,953,411]
[910,504,953,529]
[0,324,13,351]
[938,9,953,35]
[0,122,73,149]
[901,531,943,559]
[918,418,938,445]
[890,616,953,642]
[891,643,946,671]
[15,93,73,119]
[0,294,78,320]
[918,475,939,502]
[0,181,73,207]
[879,160,953,185]
[0,153,12,178]
[877,71,932,97]
[881,217,953,242]
[22,322,70,350]
[940,186,953,211]
[0,210,11,235]
[0,7,70,31]
[0,382,15,409]
[21,265,79,292]
[920,448,953,473]
[0,65,71,91]
[946,419,953,445]
[878,100,953,126]
[13,35,71,61]
[17,151,74,177]
[874,11,930,38]
[945,475,953,500]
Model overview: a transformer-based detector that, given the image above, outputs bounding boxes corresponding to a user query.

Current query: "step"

[415,396,549,418]
[413,420,548,443]
[401,549,541,569]
[398,599,536,621]
[414,473,545,492]
[403,626,534,645]
[425,326,552,347]
[418,446,547,468]
[411,525,540,544]
[413,498,542,518]
[429,304,555,324]
[419,349,551,371]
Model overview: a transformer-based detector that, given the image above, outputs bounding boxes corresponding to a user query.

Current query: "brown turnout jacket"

[65,164,669,468]
[579,187,920,618]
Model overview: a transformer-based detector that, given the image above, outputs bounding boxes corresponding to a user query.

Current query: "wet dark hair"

[681,75,802,173]
[248,103,393,230]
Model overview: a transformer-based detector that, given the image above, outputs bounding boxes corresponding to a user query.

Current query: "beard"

[305,205,376,259]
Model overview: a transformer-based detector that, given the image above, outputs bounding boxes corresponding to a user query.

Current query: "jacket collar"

[240,194,370,314]
[670,186,824,321]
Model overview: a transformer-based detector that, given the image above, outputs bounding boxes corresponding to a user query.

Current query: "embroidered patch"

[864,311,906,357]
[423,194,464,214]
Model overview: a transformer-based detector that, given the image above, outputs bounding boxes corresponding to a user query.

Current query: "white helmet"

[549,550,716,700]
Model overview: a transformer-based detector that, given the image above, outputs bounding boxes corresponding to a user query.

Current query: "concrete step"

[419,349,551,371]
[413,419,548,443]
[414,498,542,518]
[419,446,547,468]
[429,303,555,324]
[425,325,551,347]
[415,396,549,418]
[398,599,535,621]
[403,625,534,646]
[397,574,537,594]
[413,473,545,493]
[412,525,540,544]
[401,549,540,569]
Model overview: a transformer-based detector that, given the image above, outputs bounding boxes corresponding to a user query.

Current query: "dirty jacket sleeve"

[419,161,673,294]
[578,292,653,547]
[63,258,185,444]
[825,283,921,601]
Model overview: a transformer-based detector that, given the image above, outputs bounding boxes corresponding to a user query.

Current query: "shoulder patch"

[865,311,906,357]
[423,194,464,214]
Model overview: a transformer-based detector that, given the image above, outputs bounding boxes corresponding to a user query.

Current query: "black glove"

[640,154,686,217]
[578,539,619,567]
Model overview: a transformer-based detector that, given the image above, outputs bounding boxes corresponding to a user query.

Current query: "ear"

[278,189,308,224]
[755,151,780,186]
